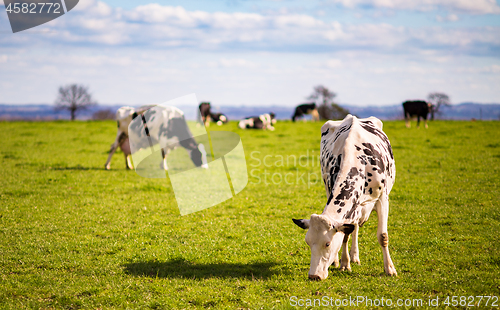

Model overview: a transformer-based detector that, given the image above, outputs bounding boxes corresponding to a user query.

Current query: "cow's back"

[403,100,429,115]
[320,115,395,219]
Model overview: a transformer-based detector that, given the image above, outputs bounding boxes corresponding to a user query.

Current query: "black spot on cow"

[348,167,358,177]
[321,128,329,137]
[369,188,373,195]
[367,172,372,177]
[326,194,334,205]
[337,208,342,213]
[368,179,371,182]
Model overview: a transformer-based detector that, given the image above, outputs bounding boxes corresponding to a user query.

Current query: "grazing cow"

[238,113,276,131]
[104,105,208,170]
[210,112,228,126]
[198,102,212,127]
[292,103,320,122]
[293,115,397,280]
[402,100,433,128]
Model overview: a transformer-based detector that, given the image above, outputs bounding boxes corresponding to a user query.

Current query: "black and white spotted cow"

[238,113,276,131]
[104,105,208,170]
[292,103,319,122]
[210,112,228,126]
[293,114,397,280]
[402,100,433,128]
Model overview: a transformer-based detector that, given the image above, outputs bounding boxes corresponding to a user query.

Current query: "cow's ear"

[338,224,355,235]
[321,120,344,136]
[292,218,310,230]
[366,117,383,130]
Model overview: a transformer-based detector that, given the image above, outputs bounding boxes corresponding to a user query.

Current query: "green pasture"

[0,119,499,309]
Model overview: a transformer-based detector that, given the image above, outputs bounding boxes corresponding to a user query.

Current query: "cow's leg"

[350,224,361,265]
[104,131,124,170]
[405,114,410,128]
[417,116,421,128]
[424,116,428,129]
[160,147,172,170]
[124,154,133,170]
[376,196,397,276]
[340,233,351,271]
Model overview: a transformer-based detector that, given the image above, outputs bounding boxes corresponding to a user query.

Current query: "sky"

[0,0,499,107]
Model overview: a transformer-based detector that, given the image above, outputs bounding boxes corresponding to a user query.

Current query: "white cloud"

[436,13,459,22]
[2,3,496,59]
[330,0,500,14]
[208,58,259,68]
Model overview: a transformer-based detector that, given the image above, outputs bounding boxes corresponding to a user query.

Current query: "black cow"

[292,103,319,122]
[238,113,276,130]
[402,100,433,128]
[198,102,211,127]
[210,112,228,126]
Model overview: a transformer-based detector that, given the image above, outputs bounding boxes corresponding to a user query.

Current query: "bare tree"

[427,92,451,120]
[308,85,349,120]
[55,84,97,121]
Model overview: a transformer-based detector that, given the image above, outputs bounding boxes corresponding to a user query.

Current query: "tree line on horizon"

[54,83,451,121]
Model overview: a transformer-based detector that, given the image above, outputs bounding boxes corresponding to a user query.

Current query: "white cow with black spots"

[104,105,208,171]
[238,113,276,131]
[293,114,397,280]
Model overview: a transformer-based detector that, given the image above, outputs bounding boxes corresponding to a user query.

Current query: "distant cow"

[293,115,397,280]
[292,103,319,122]
[238,113,276,131]
[198,102,211,127]
[210,112,228,126]
[105,105,208,170]
[402,100,433,128]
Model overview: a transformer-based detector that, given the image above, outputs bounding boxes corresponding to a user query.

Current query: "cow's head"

[293,214,355,280]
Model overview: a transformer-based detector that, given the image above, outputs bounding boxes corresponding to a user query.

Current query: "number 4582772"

[5,2,62,14]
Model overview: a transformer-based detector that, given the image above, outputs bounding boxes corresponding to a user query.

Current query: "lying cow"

[292,103,319,122]
[238,113,276,131]
[402,100,432,128]
[104,105,208,170]
[210,112,228,126]
[293,115,397,280]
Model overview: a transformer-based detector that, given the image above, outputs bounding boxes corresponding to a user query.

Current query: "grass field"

[1,119,499,309]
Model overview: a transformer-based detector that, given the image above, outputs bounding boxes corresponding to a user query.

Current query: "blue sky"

[0,0,499,107]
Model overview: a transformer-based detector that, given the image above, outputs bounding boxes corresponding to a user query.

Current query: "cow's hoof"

[308,275,321,281]
[340,266,352,272]
[105,165,111,170]
[351,257,361,265]
[201,164,209,169]
[385,265,398,276]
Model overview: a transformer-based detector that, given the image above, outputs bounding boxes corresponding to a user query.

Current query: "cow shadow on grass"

[50,166,103,171]
[123,258,285,280]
